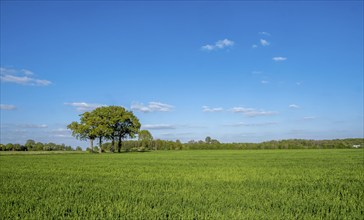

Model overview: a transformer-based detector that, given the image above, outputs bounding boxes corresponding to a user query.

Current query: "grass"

[1,149,363,219]
[0,151,86,155]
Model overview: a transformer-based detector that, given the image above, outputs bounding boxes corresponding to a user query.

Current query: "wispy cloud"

[259,32,271,36]
[303,116,316,120]
[0,67,51,86]
[53,128,69,132]
[261,80,269,84]
[131,101,174,113]
[21,69,34,76]
[227,122,278,127]
[289,104,300,109]
[272,57,287,61]
[252,44,258,49]
[18,124,48,129]
[230,107,278,117]
[201,39,234,51]
[260,39,270,46]
[202,106,224,112]
[142,124,175,130]
[50,128,72,138]
[64,102,106,112]
[0,104,16,110]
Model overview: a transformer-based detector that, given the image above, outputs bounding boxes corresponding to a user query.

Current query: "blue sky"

[1,1,363,147]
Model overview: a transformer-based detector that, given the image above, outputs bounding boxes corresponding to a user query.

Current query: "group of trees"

[67,106,141,153]
[0,139,79,151]
[184,138,363,150]
[83,129,184,152]
[2,103,362,152]
[96,137,363,152]
[1,137,362,152]
[99,139,183,152]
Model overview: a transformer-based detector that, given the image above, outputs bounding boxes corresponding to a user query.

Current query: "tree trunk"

[99,137,102,153]
[117,135,122,153]
[110,137,115,153]
[90,139,94,153]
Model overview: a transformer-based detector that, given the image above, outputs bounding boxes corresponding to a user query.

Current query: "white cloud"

[54,134,71,138]
[64,102,106,112]
[179,124,206,129]
[201,45,214,51]
[201,39,234,51]
[246,111,278,117]
[0,104,16,110]
[259,32,271,36]
[0,67,51,86]
[231,107,255,113]
[50,128,72,138]
[272,57,287,61]
[303,116,316,120]
[142,124,175,130]
[148,102,174,112]
[18,124,48,128]
[131,101,174,113]
[252,44,258,48]
[53,128,69,132]
[289,104,300,109]
[260,39,270,46]
[261,80,269,84]
[21,69,34,76]
[202,106,224,112]
[227,122,278,127]
[230,107,278,117]
[216,39,234,48]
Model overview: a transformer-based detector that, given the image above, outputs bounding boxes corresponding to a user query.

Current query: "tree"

[76,146,82,151]
[211,139,220,145]
[25,139,35,151]
[6,143,14,151]
[205,136,212,144]
[112,108,141,153]
[138,130,153,151]
[67,112,97,153]
[91,106,140,153]
[175,139,183,150]
[67,106,141,153]
[138,130,153,141]
[34,142,44,151]
[90,107,114,153]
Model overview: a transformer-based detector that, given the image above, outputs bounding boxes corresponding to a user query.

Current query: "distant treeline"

[99,139,183,152]
[183,138,364,150]
[98,138,363,152]
[1,138,362,152]
[0,140,81,151]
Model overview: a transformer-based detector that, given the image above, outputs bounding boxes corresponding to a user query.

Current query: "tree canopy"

[67,106,141,153]
[138,130,153,141]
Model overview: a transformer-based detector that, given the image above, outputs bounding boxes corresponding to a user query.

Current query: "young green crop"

[1,150,363,219]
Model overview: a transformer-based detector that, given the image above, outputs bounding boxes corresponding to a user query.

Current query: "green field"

[1,150,363,219]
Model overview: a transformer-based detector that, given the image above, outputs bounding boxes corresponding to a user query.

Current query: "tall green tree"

[138,130,153,150]
[6,143,14,151]
[90,107,114,153]
[67,112,98,153]
[68,106,141,153]
[25,139,36,150]
[112,108,141,153]
[91,106,137,153]
[138,130,153,141]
